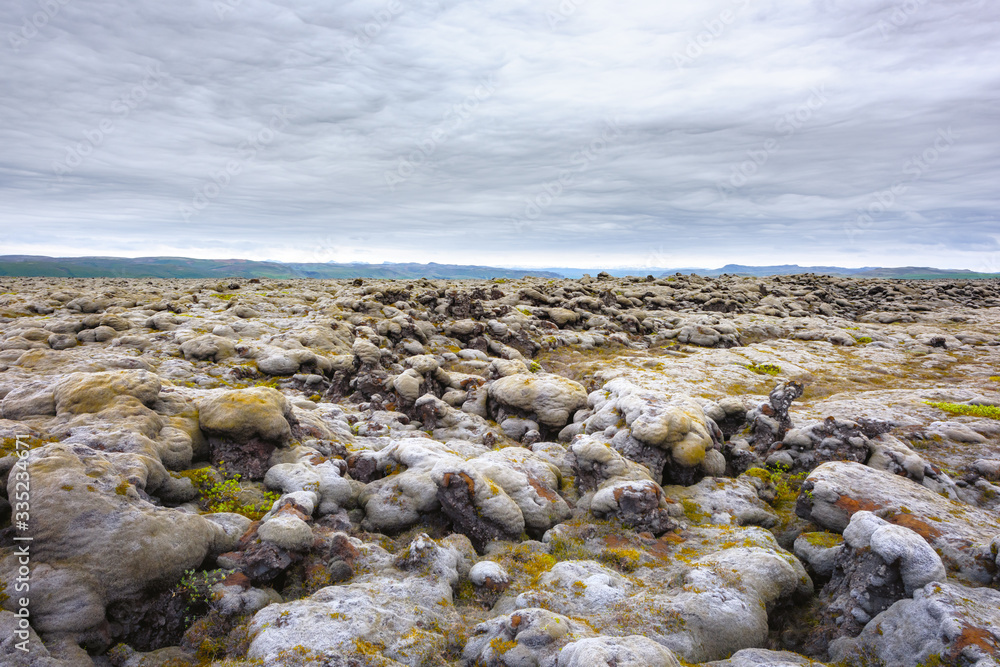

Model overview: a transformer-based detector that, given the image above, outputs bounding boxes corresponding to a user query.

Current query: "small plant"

[853,336,873,344]
[181,467,280,520]
[746,362,781,376]
[528,360,542,373]
[924,401,1000,420]
[748,464,808,511]
[174,568,231,623]
[599,546,643,572]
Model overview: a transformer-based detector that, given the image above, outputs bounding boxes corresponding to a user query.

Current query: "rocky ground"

[0,272,998,667]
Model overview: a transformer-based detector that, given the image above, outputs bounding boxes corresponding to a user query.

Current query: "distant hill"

[684,264,1000,280]
[543,264,1000,280]
[1,256,996,281]
[0,256,561,280]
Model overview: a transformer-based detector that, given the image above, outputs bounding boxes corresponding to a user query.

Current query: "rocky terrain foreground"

[0,272,998,667]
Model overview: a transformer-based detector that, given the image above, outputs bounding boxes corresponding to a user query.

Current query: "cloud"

[0,0,998,269]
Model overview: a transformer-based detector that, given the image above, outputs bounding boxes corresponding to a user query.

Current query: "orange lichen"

[886,513,943,540]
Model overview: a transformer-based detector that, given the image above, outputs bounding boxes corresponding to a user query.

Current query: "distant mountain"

[681,264,1000,280]
[538,264,1000,279]
[0,256,996,281]
[0,256,560,280]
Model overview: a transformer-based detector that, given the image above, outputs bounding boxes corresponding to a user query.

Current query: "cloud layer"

[1,0,998,270]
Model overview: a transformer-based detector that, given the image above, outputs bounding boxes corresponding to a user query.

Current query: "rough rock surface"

[796,461,1000,584]
[0,273,997,666]
[830,581,1000,667]
[802,510,946,654]
[0,443,236,641]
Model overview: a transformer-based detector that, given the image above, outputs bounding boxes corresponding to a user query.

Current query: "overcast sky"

[1,0,998,270]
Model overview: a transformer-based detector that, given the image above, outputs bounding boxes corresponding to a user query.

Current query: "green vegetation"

[0,255,560,280]
[0,434,58,457]
[746,362,781,376]
[924,401,1000,420]
[802,531,843,548]
[180,468,280,520]
[176,568,230,607]
[174,568,233,626]
[598,546,643,573]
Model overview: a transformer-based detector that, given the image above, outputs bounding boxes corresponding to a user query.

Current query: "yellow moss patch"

[489,637,518,655]
[925,401,1000,420]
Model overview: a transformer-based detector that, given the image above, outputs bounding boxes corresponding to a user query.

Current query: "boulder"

[488,373,588,432]
[803,511,946,653]
[580,379,722,483]
[797,461,1000,585]
[248,535,461,666]
[179,334,236,362]
[463,608,593,666]
[830,581,1000,667]
[53,370,161,415]
[198,387,293,444]
[0,443,234,640]
[558,636,682,667]
[1,380,56,419]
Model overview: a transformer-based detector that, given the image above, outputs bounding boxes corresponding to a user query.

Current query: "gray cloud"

[1,0,998,269]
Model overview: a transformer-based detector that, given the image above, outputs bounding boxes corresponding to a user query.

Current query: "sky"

[1,0,998,271]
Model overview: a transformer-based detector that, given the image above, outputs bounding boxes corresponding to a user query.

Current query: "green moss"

[493,544,557,586]
[681,499,708,524]
[742,467,771,483]
[854,336,873,344]
[489,637,518,655]
[0,434,58,457]
[549,533,591,562]
[802,531,843,548]
[746,362,781,376]
[924,401,1000,420]
[598,547,643,572]
[178,468,279,520]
